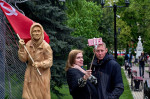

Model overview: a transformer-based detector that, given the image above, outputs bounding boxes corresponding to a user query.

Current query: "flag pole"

[17,34,42,76]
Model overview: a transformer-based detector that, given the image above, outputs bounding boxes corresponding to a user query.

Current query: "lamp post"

[100,0,129,59]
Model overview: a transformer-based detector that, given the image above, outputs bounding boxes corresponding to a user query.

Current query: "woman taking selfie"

[65,49,98,99]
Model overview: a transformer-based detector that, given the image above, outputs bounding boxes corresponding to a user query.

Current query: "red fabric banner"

[0,0,50,43]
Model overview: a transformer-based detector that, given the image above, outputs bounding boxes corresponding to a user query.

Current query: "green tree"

[66,0,103,39]
[65,0,104,64]
[116,18,131,51]
[99,7,114,52]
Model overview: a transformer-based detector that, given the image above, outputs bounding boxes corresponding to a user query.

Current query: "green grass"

[51,68,133,99]
[120,68,133,99]
[51,85,72,99]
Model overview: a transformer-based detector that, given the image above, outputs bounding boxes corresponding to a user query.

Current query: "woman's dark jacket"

[66,68,98,99]
[91,53,124,99]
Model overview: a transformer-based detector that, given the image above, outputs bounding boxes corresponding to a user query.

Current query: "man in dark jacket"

[91,42,124,99]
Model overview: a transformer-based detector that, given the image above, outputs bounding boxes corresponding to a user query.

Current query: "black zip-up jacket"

[91,53,124,99]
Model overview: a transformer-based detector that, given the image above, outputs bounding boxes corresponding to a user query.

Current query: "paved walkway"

[123,64,149,99]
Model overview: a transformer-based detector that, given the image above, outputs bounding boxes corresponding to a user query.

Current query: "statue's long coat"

[18,23,53,99]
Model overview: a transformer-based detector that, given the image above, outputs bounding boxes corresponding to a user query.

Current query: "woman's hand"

[73,64,86,74]
[72,64,92,80]
[83,70,92,80]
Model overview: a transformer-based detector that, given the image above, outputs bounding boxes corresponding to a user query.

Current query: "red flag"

[0,0,50,43]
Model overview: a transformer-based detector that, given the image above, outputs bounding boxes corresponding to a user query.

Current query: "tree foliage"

[65,0,104,64]
[117,18,131,50]
[99,7,114,51]
[66,0,103,38]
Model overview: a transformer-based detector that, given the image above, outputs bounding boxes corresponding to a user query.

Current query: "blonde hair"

[98,42,106,48]
[65,49,83,71]
[94,42,107,51]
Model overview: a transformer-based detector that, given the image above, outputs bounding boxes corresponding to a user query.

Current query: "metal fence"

[0,9,26,99]
[0,9,5,99]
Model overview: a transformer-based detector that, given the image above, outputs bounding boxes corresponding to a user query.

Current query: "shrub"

[117,56,124,66]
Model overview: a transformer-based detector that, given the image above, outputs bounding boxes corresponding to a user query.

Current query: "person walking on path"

[131,55,135,66]
[129,53,133,67]
[124,53,129,70]
[139,51,146,78]
[125,53,129,63]
[91,42,124,99]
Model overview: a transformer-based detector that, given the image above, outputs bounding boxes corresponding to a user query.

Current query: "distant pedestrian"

[125,53,129,62]
[129,53,133,67]
[132,55,135,66]
[124,53,129,70]
[139,52,146,78]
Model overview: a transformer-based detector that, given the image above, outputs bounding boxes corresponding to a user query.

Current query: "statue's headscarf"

[30,23,44,47]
